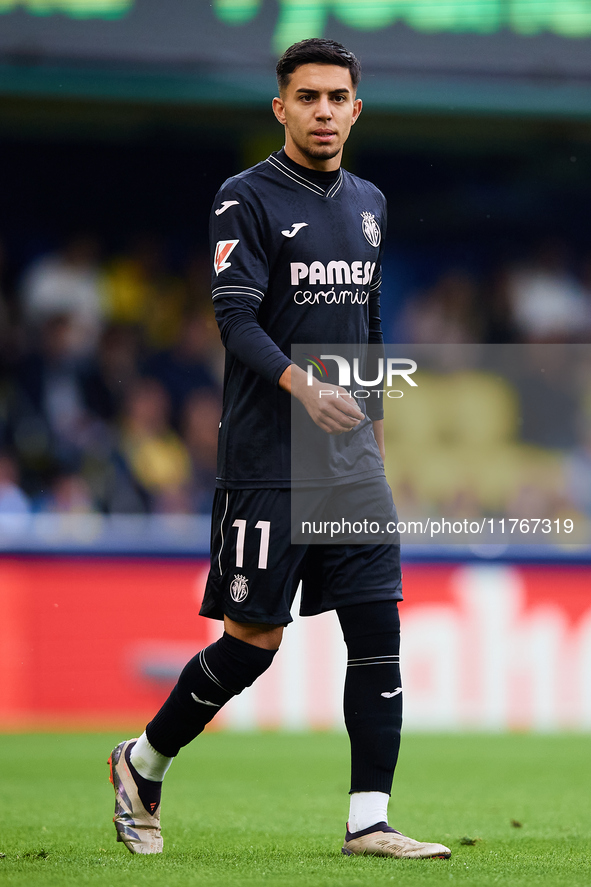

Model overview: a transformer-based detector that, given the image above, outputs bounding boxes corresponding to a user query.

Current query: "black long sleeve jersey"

[211,148,387,490]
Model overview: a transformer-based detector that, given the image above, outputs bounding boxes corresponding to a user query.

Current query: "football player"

[109,37,450,861]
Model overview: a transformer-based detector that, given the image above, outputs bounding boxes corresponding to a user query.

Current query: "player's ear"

[272,96,287,125]
[351,97,362,125]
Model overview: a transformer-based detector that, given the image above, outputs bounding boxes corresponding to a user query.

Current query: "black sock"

[146,632,277,757]
[125,742,162,815]
[337,600,402,794]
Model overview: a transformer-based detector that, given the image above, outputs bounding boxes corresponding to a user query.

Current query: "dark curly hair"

[276,38,361,92]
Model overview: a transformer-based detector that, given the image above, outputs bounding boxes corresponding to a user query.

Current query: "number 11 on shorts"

[232,519,270,569]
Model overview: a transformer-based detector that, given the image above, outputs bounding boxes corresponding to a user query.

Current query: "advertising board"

[1,556,590,731]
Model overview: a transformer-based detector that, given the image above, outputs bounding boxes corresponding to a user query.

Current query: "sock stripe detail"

[198,650,229,692]
[348,655,399,661]
[347,655,400,667]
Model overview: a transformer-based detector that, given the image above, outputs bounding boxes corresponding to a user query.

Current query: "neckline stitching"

[266,155,342,199]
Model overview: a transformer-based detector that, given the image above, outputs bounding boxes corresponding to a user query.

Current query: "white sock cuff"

[348,791,390,833]
[130,731,174,782]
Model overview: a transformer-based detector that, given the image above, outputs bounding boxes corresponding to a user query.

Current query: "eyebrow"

[295,88,351,96]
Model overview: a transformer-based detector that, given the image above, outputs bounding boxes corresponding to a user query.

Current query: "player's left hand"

[281,364,365,434]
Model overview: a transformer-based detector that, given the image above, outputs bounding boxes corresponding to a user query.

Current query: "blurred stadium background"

[1,0,591,735]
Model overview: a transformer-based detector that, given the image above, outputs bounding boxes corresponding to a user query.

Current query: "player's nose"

[315,96,332,119]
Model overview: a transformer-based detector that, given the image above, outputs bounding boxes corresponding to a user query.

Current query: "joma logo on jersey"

[214,239,239,275]
[290,260,376,286]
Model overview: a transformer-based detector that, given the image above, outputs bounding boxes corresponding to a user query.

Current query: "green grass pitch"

[0,731,590,886]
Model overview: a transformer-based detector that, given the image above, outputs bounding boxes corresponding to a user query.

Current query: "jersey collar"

[265,149,343,199]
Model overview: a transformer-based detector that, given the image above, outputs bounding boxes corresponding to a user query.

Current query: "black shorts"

[200,476,402,625]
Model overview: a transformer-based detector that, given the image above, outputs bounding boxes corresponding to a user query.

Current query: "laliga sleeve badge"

[214,239,239,275]
[230,574,249,603]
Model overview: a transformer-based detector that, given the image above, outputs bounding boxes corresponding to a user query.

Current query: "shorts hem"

[199,602,294,626]
[299,587,403,618]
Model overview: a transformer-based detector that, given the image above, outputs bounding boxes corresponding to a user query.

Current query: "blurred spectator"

[506,238,591,342]
[481,266,519,343]
[512,346,579,449]
[0,240,11,361]
[0,451,31,533]
[20,234,104,356]
[186,251,215,315]
[0,240,13,450]
[82,323,142,422]
[0,237,25,370]
[102,235,187,349]
[115,378,191,512]
[580,251,591,308]
[13,314,111,475]
[37,471,97,514]
[142,311,222,425]
[402,269,483,344]
[564,420,591,519]
[182,389,220,513]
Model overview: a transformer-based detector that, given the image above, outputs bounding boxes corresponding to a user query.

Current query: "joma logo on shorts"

[290,260,376,286]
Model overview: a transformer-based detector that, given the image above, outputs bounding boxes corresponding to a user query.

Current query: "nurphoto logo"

[305,354,418,399]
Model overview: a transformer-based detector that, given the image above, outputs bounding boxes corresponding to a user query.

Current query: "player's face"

[272,64,362,171]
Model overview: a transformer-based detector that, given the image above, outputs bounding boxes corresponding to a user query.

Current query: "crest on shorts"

[361,212,381,248]
[230,574,249,603]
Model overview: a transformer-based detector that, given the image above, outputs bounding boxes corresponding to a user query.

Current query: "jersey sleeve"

[210,180,291,387]
[366,194,387,422]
